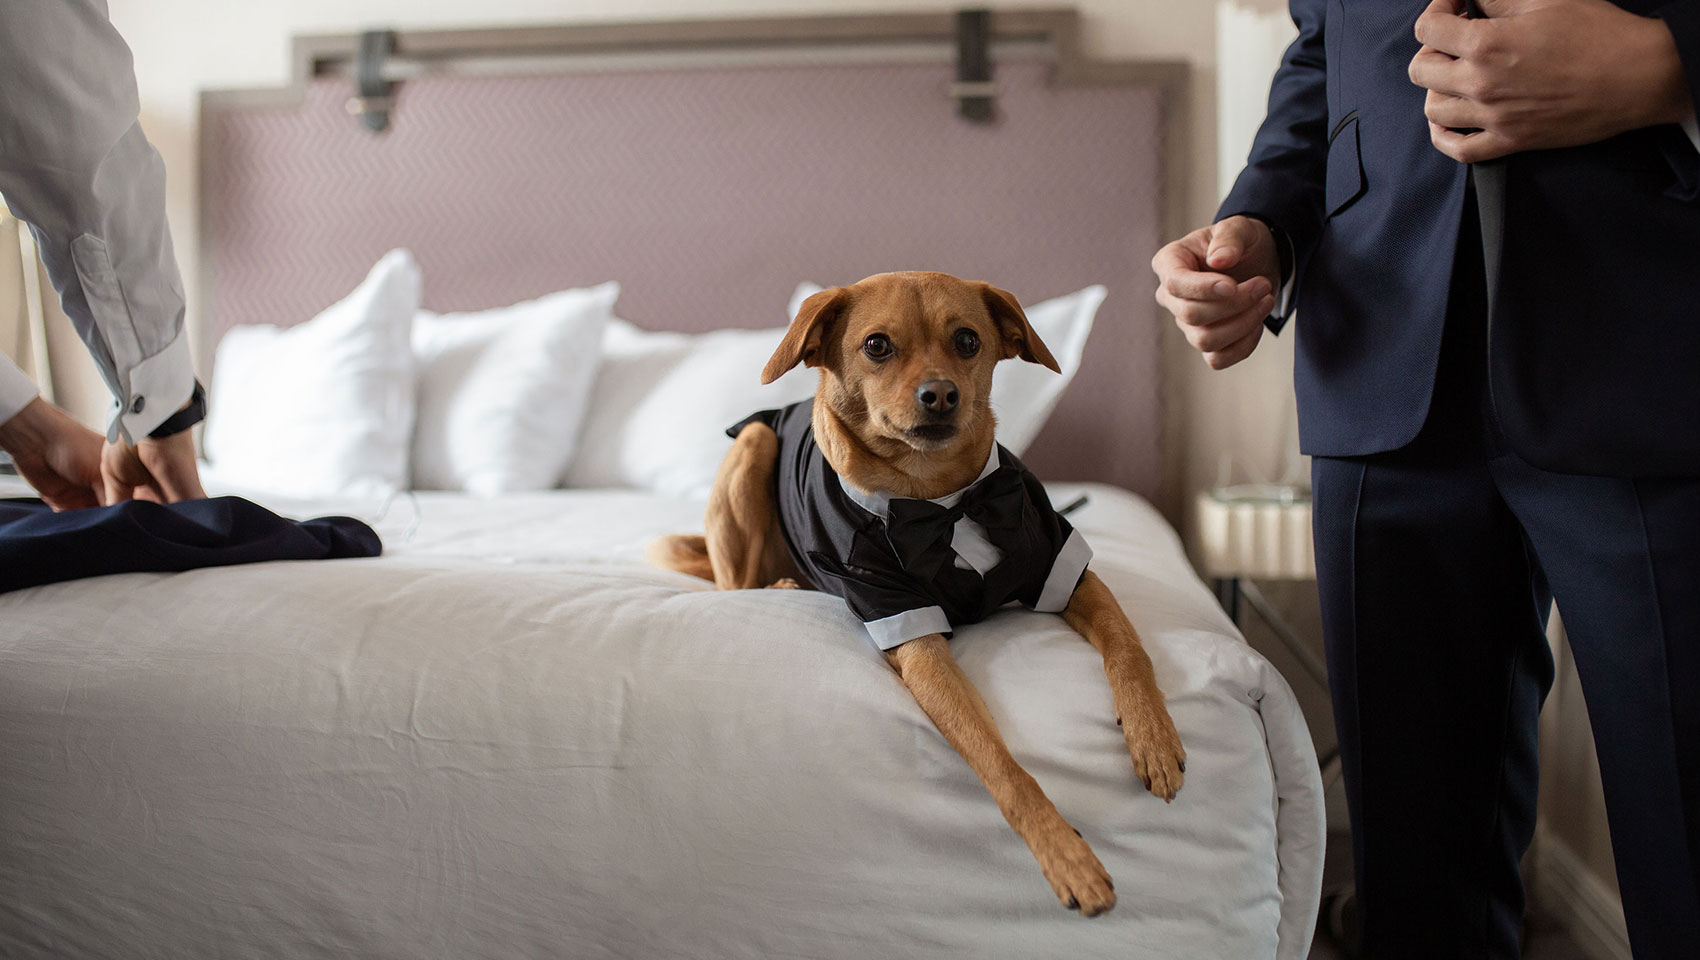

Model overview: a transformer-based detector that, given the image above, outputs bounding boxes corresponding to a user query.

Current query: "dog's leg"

[1064,570,1186,800]
[702,422,799,590]
[887,635,1116,916]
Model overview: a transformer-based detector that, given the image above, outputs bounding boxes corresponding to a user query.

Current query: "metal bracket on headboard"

[345,29,398,133]
[951,9,996,123]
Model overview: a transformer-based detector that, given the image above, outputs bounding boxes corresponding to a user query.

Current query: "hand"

[1410,0,1691,163]
[101,430,206,505]
[1151,215,1281,370]
[0,397,104,510]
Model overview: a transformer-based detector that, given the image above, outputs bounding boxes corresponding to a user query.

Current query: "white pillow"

[787,281,1106,456]
[562,320,817,497]
[205,249,420,499]
[412,283,617,495]
[985,284,1105,454]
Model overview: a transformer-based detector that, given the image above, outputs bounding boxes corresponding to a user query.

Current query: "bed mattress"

[0,481,1322,959]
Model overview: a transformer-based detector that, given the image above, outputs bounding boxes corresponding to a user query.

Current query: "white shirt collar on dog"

[839,444,1000,518]
[839,445,1005,576]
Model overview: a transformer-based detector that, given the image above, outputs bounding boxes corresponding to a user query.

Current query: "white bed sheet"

[0,481,1322,959]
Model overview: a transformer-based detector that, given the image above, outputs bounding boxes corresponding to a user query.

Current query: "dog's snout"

[915,380,960,415]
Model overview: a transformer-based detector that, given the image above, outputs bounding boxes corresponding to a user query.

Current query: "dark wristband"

[148,380,207,439]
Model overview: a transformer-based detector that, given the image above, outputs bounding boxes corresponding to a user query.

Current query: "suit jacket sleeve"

[1657,0,1700,198]
[0,0,193,442]
[1215,0,1329,334]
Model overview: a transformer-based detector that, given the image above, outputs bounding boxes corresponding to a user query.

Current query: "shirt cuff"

[1684,113,1700,152]
[1270,229,1297,319]
[864,606,951,651]
[0,354,42,426]
[111,327,195,442]
[1033,527,1093,613]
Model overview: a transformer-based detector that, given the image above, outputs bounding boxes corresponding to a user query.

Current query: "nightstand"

[1195,483,1325,689]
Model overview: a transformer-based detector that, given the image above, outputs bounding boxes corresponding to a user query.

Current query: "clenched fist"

[1151,215,1283,370]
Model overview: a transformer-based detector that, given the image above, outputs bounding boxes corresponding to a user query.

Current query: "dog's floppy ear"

[980,283,1060,373]
[763,287,848,384]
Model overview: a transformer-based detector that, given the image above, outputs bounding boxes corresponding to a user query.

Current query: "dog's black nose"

[915,380,959,415]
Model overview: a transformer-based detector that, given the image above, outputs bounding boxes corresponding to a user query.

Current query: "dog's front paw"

[765,578,800,590]
[1123,708,1186,801]
[1030,822,1116,917]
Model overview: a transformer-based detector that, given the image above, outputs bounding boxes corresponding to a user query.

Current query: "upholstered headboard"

[200,9,1185,503]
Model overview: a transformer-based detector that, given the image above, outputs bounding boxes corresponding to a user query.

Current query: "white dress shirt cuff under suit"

[0,0,194,441]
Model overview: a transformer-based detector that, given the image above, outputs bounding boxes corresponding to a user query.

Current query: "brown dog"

[650,272,1184,916]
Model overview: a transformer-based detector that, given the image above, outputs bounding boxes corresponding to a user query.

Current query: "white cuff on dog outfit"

[1034,528,1093,613]
[864,606,952,650]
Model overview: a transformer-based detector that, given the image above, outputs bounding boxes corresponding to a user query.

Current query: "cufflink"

[130,395,146,415]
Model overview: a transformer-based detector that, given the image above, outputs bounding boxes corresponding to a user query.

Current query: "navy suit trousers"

[1311,209,1700,958]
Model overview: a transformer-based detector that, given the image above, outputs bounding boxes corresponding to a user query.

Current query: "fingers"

[100,440,152,506]
[1153,218,1277,370]
[1152,226,1271,324]
[1161,278,1273,330]
[1423,89,1488,131]
[1429,120,1516,162]
[101,472,135,507]
[138,433,207,503]
[1413,0,1477,59]
[1408,43,1475,99]
[1204,215,1267,272]
[1176,287,1275,338]
[1149,227,1211,291]
[1205,322,1265,371]
[1178,303,1269,369]
[1161,264,1241,302]
[1163,266,1270,307]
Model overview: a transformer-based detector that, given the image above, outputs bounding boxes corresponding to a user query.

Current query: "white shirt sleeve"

[0,0,193,442]
[1271,228,1297,321]
[0,354,42,427]
[1683,113,1700,152]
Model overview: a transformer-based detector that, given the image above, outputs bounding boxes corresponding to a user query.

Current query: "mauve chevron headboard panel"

[201,16,1178,500]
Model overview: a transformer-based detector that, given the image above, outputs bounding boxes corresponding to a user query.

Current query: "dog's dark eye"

[863,334,894,361]
[953,328,981,358]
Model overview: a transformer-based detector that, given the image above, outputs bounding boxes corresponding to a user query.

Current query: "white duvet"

[0,483,1321,959]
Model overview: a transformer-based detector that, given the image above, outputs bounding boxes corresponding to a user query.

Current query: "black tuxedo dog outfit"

[730,401,1092,650]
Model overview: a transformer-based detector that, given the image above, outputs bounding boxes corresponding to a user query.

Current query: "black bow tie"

[883,466,1028,578]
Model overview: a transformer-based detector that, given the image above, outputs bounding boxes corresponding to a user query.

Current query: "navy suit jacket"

[1220,0,1700,476]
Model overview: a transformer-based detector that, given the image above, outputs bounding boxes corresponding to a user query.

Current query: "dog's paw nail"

[1115,716,1122,726]
[1073,828,1082,837]
[1178,761,1186,773]
[1065,896,1079,911]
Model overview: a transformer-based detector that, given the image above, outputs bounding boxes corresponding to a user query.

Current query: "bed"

[0,9,1323,958]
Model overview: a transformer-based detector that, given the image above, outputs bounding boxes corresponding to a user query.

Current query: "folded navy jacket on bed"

[0,496,381,594]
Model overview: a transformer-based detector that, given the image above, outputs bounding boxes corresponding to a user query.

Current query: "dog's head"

[762,272,1058,458]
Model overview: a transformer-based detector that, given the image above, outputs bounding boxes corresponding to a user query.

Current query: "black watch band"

[148,380,207,439]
